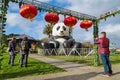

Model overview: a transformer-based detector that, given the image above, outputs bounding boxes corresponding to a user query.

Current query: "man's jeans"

[9,52,15,66]
[100,54,112,74]
[19,51,29,67]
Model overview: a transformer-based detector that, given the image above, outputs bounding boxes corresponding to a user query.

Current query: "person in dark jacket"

[8,38,17,66]
[19,37,31,67]
[94,32,112,77]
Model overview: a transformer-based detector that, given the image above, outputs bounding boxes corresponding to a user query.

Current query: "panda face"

[52,23,70,37]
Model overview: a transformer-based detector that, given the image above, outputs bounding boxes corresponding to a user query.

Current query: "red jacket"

[94,37,110,54]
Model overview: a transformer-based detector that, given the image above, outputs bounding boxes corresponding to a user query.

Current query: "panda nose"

[61,31,63,33]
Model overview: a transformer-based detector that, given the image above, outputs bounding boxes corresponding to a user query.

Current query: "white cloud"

[99,24,120,47]
[37,0,52,2]
[70,20,94,43]
[101,24,120,38]
[6,12,47,39]
[57,0,120,16]
[8,2,19,11]
[30,21,48,39]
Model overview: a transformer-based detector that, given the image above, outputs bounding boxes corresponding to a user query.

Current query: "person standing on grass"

[20,37,31,67]
[94,32,112,77]
[8,38,17,66]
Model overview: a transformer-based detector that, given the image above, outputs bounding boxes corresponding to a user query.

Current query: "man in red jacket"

[94,32,112,77]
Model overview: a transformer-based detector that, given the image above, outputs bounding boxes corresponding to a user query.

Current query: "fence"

[38,48,95,65]
[38,48,93,57]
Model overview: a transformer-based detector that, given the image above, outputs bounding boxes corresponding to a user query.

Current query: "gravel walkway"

[8,54,120,80]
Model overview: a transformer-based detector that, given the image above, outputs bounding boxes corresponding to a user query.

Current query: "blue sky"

[5,0,120,47]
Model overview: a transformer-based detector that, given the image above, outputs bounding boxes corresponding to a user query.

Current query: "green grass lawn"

[0,54,65,80]
[40,53,120,66]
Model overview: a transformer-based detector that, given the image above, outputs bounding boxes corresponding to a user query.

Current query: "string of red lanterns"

[19,4,93,31]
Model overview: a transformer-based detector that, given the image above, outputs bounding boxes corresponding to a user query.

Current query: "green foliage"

[43,24,53,37]
[0,43,7,69]
[0,43,6,56]
[0,54,65,79]
[10,0,16,2]
[93,20,99,66]
[10,0,18,3]
[93,45,100,66]
[7,33,19,38]
[2,34,8,45]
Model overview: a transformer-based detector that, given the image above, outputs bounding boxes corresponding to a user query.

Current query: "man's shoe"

[108,73,112,76]
[102,73,111,77]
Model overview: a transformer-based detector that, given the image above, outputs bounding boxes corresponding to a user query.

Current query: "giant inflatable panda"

[41,22,81,55]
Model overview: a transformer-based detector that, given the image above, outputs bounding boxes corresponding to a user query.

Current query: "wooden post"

[93,20,100,66]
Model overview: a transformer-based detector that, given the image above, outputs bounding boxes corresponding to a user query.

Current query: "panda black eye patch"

[63,26,66,31]
[57,26,60,30]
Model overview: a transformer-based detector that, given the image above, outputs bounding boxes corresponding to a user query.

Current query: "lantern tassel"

[85,28,88,31]
[28,17,33,22]
[69,26,73,31]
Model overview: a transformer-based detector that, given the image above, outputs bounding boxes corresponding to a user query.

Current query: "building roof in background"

[7,34,36,40]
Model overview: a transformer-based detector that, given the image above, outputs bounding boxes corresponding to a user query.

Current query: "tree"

[43,24,53,38]
[7,33,14,38]
[2,34,7,46]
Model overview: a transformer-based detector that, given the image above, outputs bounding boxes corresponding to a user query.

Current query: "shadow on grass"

[0,64,64,80]
[66,59,94,66]
[0,68,41,80]
[0,62,40,80]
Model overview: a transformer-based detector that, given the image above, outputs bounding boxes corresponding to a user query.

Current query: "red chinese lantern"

[44,13,59,24]
[64,16,77,30]
[20,4,38,21]
[80,20,93,31]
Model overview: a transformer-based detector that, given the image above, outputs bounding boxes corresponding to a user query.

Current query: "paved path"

[9,54,120,80]
[29,54,95,71]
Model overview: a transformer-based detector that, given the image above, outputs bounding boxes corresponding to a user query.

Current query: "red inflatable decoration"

[80,20,93,31]
[44,13,59,24]
[64,16,77,29]
[20,4,38,21]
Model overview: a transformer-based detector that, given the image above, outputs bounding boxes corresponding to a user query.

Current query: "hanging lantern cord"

[28,17,33,22]
[69,26,73,36]
[85,28,88,31]
[19,0,23,8]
